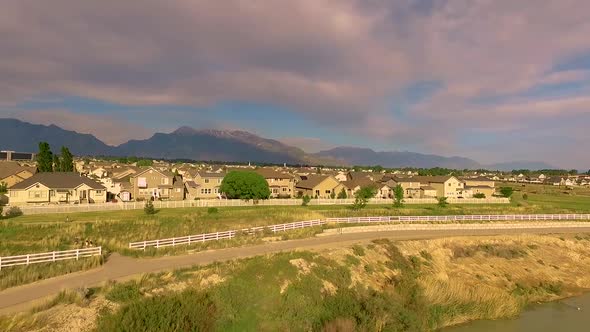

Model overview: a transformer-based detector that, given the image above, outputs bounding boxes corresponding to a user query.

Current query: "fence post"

[27,254,30,265]
[0,256,2,271]
[76,249,79,260]
[52,251,56,262]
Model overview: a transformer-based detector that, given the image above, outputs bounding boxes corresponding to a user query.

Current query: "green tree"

[0,182,7,194]
[569,169,578,175]
[59,146,74,172]
[330,191,336,199]
[337,188,348,199]
[437,197,448,207]
[220,171,271,200]
[352,186,376,210]
[301,195,311,206]
[144,200,156,215]
[499,187,514,198]
[52,154,61,172]
[37,142,54,172]
[137,159,153,167]
[393,184,404,207]
[473,193,486,198]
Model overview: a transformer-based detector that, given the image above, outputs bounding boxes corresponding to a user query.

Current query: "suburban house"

[420,186,437,198]
[8,172,106,205]
[295,175,343,198]
[255,168,295,198]
[391,177,422,198]
[0,162,36,188]
[130,168,184,201]
[462,176,496,197]
[415,176,465,198]
[340,177,377,198]
[192,172,225,198]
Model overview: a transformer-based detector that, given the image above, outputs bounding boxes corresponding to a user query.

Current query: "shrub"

[393,184,404,207]
[473,193,486,198]
[5,206,23,218]
[96,289,218,332]
[352,186,376,210]
[500,187,514,198]
[106,281,143,303]
[522,193,528,200]
[207,207,218,214]
[337,188,347,199]
[144,200,156,215]
[330,191,336,199]
[437,197,448,207]
[301,195,311,206]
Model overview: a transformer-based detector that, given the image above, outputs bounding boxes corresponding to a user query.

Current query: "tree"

[330,191,336,199]
[352,186,376,210]
[144,200,156,215]
[569,169,578,175]
[301,195,311,206]
[0,182,7,194]
[337,188,348,199]
[220,171,271,200]
[37,142,54,172]
[137,159,153,167]
[393,184,404,207]
[437,197,448,207]
[473,193,486,198]
[59,146,74,172]
[499,187,514,198]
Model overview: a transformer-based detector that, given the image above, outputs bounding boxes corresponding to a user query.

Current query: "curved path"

[1,226,590,315]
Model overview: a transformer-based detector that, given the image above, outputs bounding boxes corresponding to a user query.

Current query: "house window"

[176,188,181,193]
[205,179,209,184]
[50,190,55,197]
[138,177,147,188]
[214,188,218,194]
[315,190,320,196]
[448,183,451,187]
[161,178,169,185]
[9,191,17,197]
[96,190,103,195]
[282,187,287,192]
[273,188,279,193]
[325,190,331,194]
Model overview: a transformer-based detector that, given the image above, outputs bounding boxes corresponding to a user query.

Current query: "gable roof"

[197,172,226,178]
[254,168,293,179]
[10,172,105,190]
[0,162,35,180]
[296,175,336,190]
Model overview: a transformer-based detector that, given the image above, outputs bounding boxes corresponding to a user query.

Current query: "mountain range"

[0,118,556,170]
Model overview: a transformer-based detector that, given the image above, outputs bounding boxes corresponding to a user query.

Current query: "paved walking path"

[1,225,590,315]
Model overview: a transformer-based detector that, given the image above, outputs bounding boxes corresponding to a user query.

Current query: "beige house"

[416,176,465,198]
[0,162,36,188]
[295,175,342,198]
[8,172,106,205]
[255,168,295,198]
[130,168,184,201]
[391,177,422,198]
[340,177,378,198]
[462,176,496,197]
[193,172,225,199]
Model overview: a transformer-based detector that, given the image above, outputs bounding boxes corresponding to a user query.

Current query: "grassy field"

[1,184,589,290]
[3,234,590,332]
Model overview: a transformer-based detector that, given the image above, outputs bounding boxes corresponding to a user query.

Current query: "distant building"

[0,150,35,162]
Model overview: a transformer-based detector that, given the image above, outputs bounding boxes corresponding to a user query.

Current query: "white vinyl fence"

[128,214,589,250]
[326,214,590,224]
[0,247,102,271]
[129,219,325,250]
[12,197,510,215]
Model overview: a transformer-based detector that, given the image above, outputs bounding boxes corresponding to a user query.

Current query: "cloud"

[2,0,590,166]
[11,109,153,145]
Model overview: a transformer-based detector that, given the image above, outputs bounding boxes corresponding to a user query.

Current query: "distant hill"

[0,119,561,169]
[484,161,557,171]
[313,147,482,169]
[113,127,321,164]
[0,118,112,155]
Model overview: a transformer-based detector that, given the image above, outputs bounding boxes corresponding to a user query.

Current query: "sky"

[1,0,590,169]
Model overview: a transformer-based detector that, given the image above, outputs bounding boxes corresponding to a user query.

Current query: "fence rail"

[129,219,325,250]
[0,247,102,270]
[11,197,510,215]
[326,214,590,223]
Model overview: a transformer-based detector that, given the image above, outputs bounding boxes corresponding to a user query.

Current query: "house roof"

[461,176,493,182]
[0,162,35,180]
[413,175,456,184]
[197,172,226,178]
[421,186,436,191]
[340,177,375,189]
[296,175,333,190]
[254,168,293,179]
[185,181,199,189]
[10,172,105,190]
